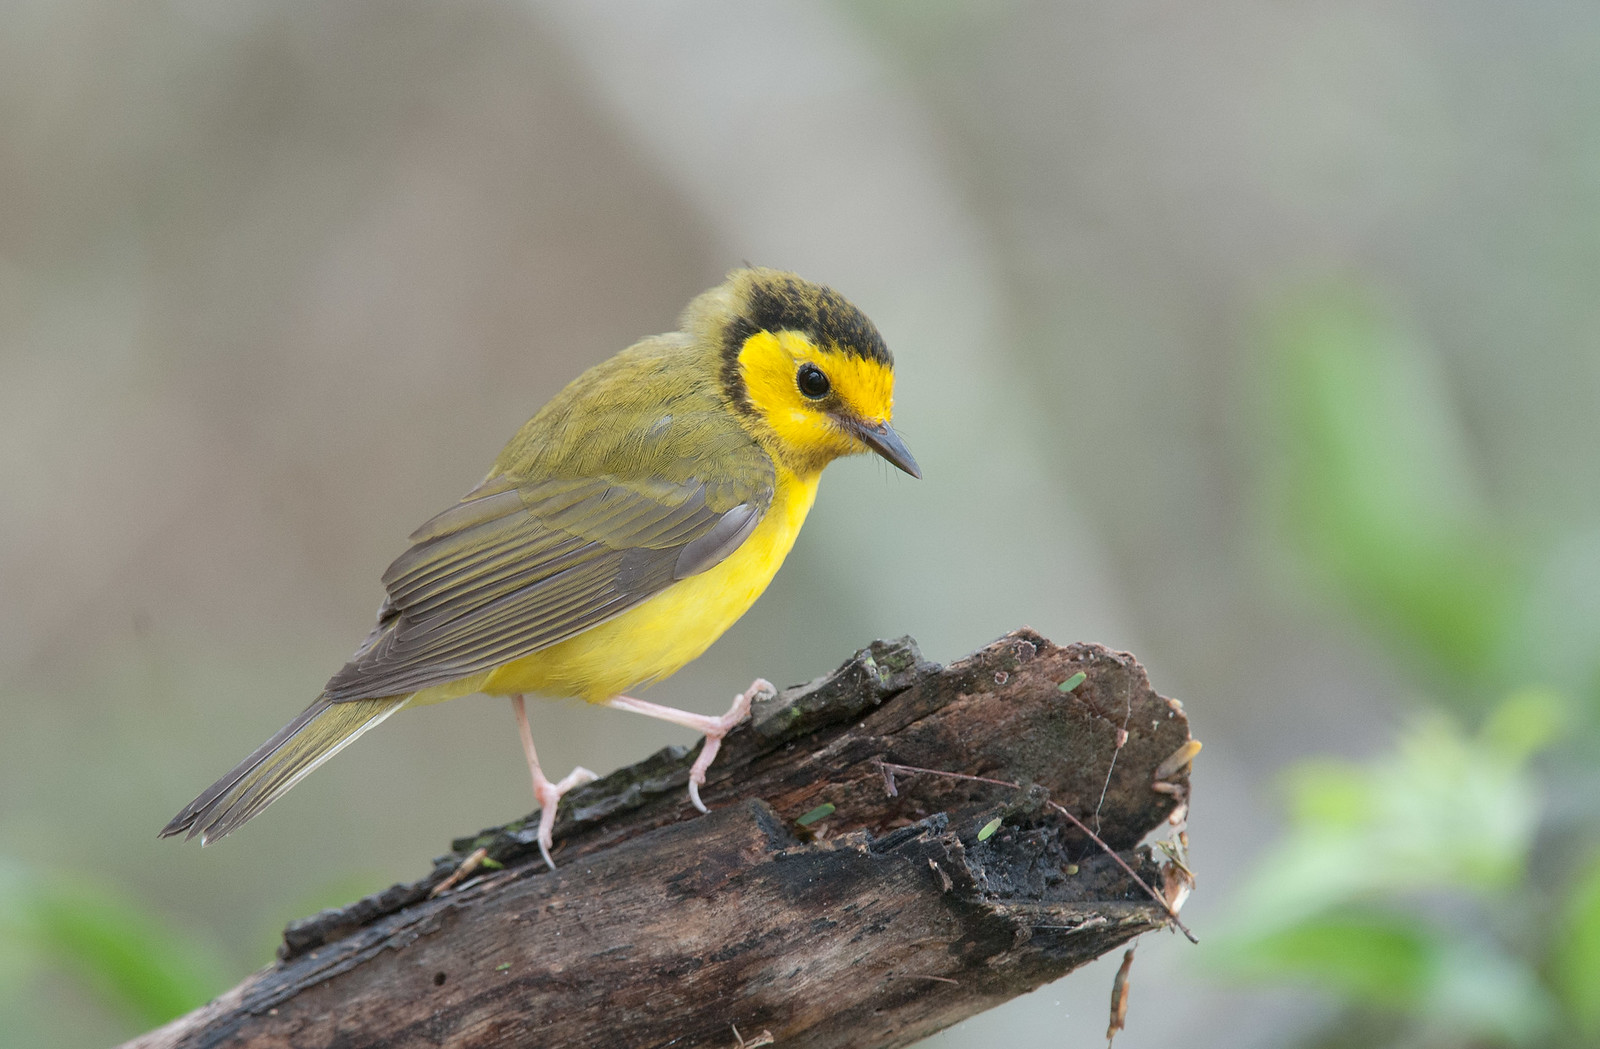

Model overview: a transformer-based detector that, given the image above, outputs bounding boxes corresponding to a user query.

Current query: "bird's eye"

[796,363,831,399]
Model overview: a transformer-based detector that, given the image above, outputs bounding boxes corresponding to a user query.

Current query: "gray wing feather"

[675,502,759,579]
[323,471,770,703]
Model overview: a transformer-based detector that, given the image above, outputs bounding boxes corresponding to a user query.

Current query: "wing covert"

[323,467,772,703]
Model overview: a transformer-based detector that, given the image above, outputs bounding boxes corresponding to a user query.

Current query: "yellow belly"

[402,466,819,708]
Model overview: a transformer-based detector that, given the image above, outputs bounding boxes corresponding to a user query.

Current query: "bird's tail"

[159,696,406,844]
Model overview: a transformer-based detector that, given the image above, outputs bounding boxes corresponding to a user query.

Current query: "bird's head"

[691,268,920,480]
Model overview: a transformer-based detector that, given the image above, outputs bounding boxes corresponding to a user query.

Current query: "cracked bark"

[123,629,1195,1049]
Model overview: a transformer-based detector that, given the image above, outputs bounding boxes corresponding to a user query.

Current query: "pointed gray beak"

[855,420,921,479]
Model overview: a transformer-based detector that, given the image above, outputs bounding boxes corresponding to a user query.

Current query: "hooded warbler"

[160,268,919,868]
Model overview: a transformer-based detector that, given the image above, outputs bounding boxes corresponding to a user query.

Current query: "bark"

[124,629,1195,1049]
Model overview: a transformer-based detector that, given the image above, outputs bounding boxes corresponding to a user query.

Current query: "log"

[125,629,1195,1049]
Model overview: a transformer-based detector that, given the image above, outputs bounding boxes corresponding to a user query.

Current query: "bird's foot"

[686,678,774,812]
[531,764,599,871]
[602,677,776,813]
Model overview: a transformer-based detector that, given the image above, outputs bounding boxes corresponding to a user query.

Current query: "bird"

[160,267,919,869]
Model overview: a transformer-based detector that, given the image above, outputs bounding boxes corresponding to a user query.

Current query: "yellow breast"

[404,465,819,708]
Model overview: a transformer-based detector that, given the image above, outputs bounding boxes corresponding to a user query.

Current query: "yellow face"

[736,329,918,478]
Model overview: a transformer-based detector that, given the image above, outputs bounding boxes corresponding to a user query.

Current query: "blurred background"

[3,2,1599,1046]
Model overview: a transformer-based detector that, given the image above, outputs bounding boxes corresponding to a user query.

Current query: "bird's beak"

[854,420,921,479]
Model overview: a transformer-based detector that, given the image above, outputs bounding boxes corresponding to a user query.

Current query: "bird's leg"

[602,678,775,813]
[512,693,597,870]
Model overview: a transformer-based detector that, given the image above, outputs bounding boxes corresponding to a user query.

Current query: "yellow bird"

[160,268,919,867]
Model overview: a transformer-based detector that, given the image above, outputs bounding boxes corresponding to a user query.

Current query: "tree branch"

[125,629,1195,1049]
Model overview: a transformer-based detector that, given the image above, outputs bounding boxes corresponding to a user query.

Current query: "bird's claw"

[534,765,598,870]
[686,677,773,813]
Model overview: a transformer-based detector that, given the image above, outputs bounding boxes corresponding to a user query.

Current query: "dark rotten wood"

[126,630,1194,1049]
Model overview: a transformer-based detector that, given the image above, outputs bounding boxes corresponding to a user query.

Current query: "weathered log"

[125,629,1195,1049]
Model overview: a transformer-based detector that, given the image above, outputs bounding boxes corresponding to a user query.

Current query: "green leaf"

[1213,908,1556,1042]
[1479,687,1565,763]
[1262,290,1519,687]
[796,803,835,827]
[1212,691,1566,1044]
[1283,759,1373,829]
[1215,911,1435,1007]
[1550,851,1600,1034]
[0,865,223,1030]
[1226,695,1549,938]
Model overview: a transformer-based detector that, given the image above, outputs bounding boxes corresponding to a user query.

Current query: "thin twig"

[886,973,961,986]
[872,760,1198,944]
[1093,676,1134,834]
[730,1024,775,1049]
[429,846,488,898]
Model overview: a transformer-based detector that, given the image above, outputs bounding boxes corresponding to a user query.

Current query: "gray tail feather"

[159,696,405,844]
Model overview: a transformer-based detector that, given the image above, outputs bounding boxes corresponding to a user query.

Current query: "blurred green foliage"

[0,863,224,1046]
[1549,854,1600,1038]
[1219,289,1600,1048]
[1215,697,1562,1045]
[1264,291,1522,691]
[0,858,393,1046]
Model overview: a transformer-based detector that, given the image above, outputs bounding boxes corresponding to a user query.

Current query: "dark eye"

[797,363,831,399]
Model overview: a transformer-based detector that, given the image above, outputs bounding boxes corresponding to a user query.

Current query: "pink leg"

[512,694,597,870]
[603,678,775,813]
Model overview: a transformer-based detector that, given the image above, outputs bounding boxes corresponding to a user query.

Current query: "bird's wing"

[321,465,771,703]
